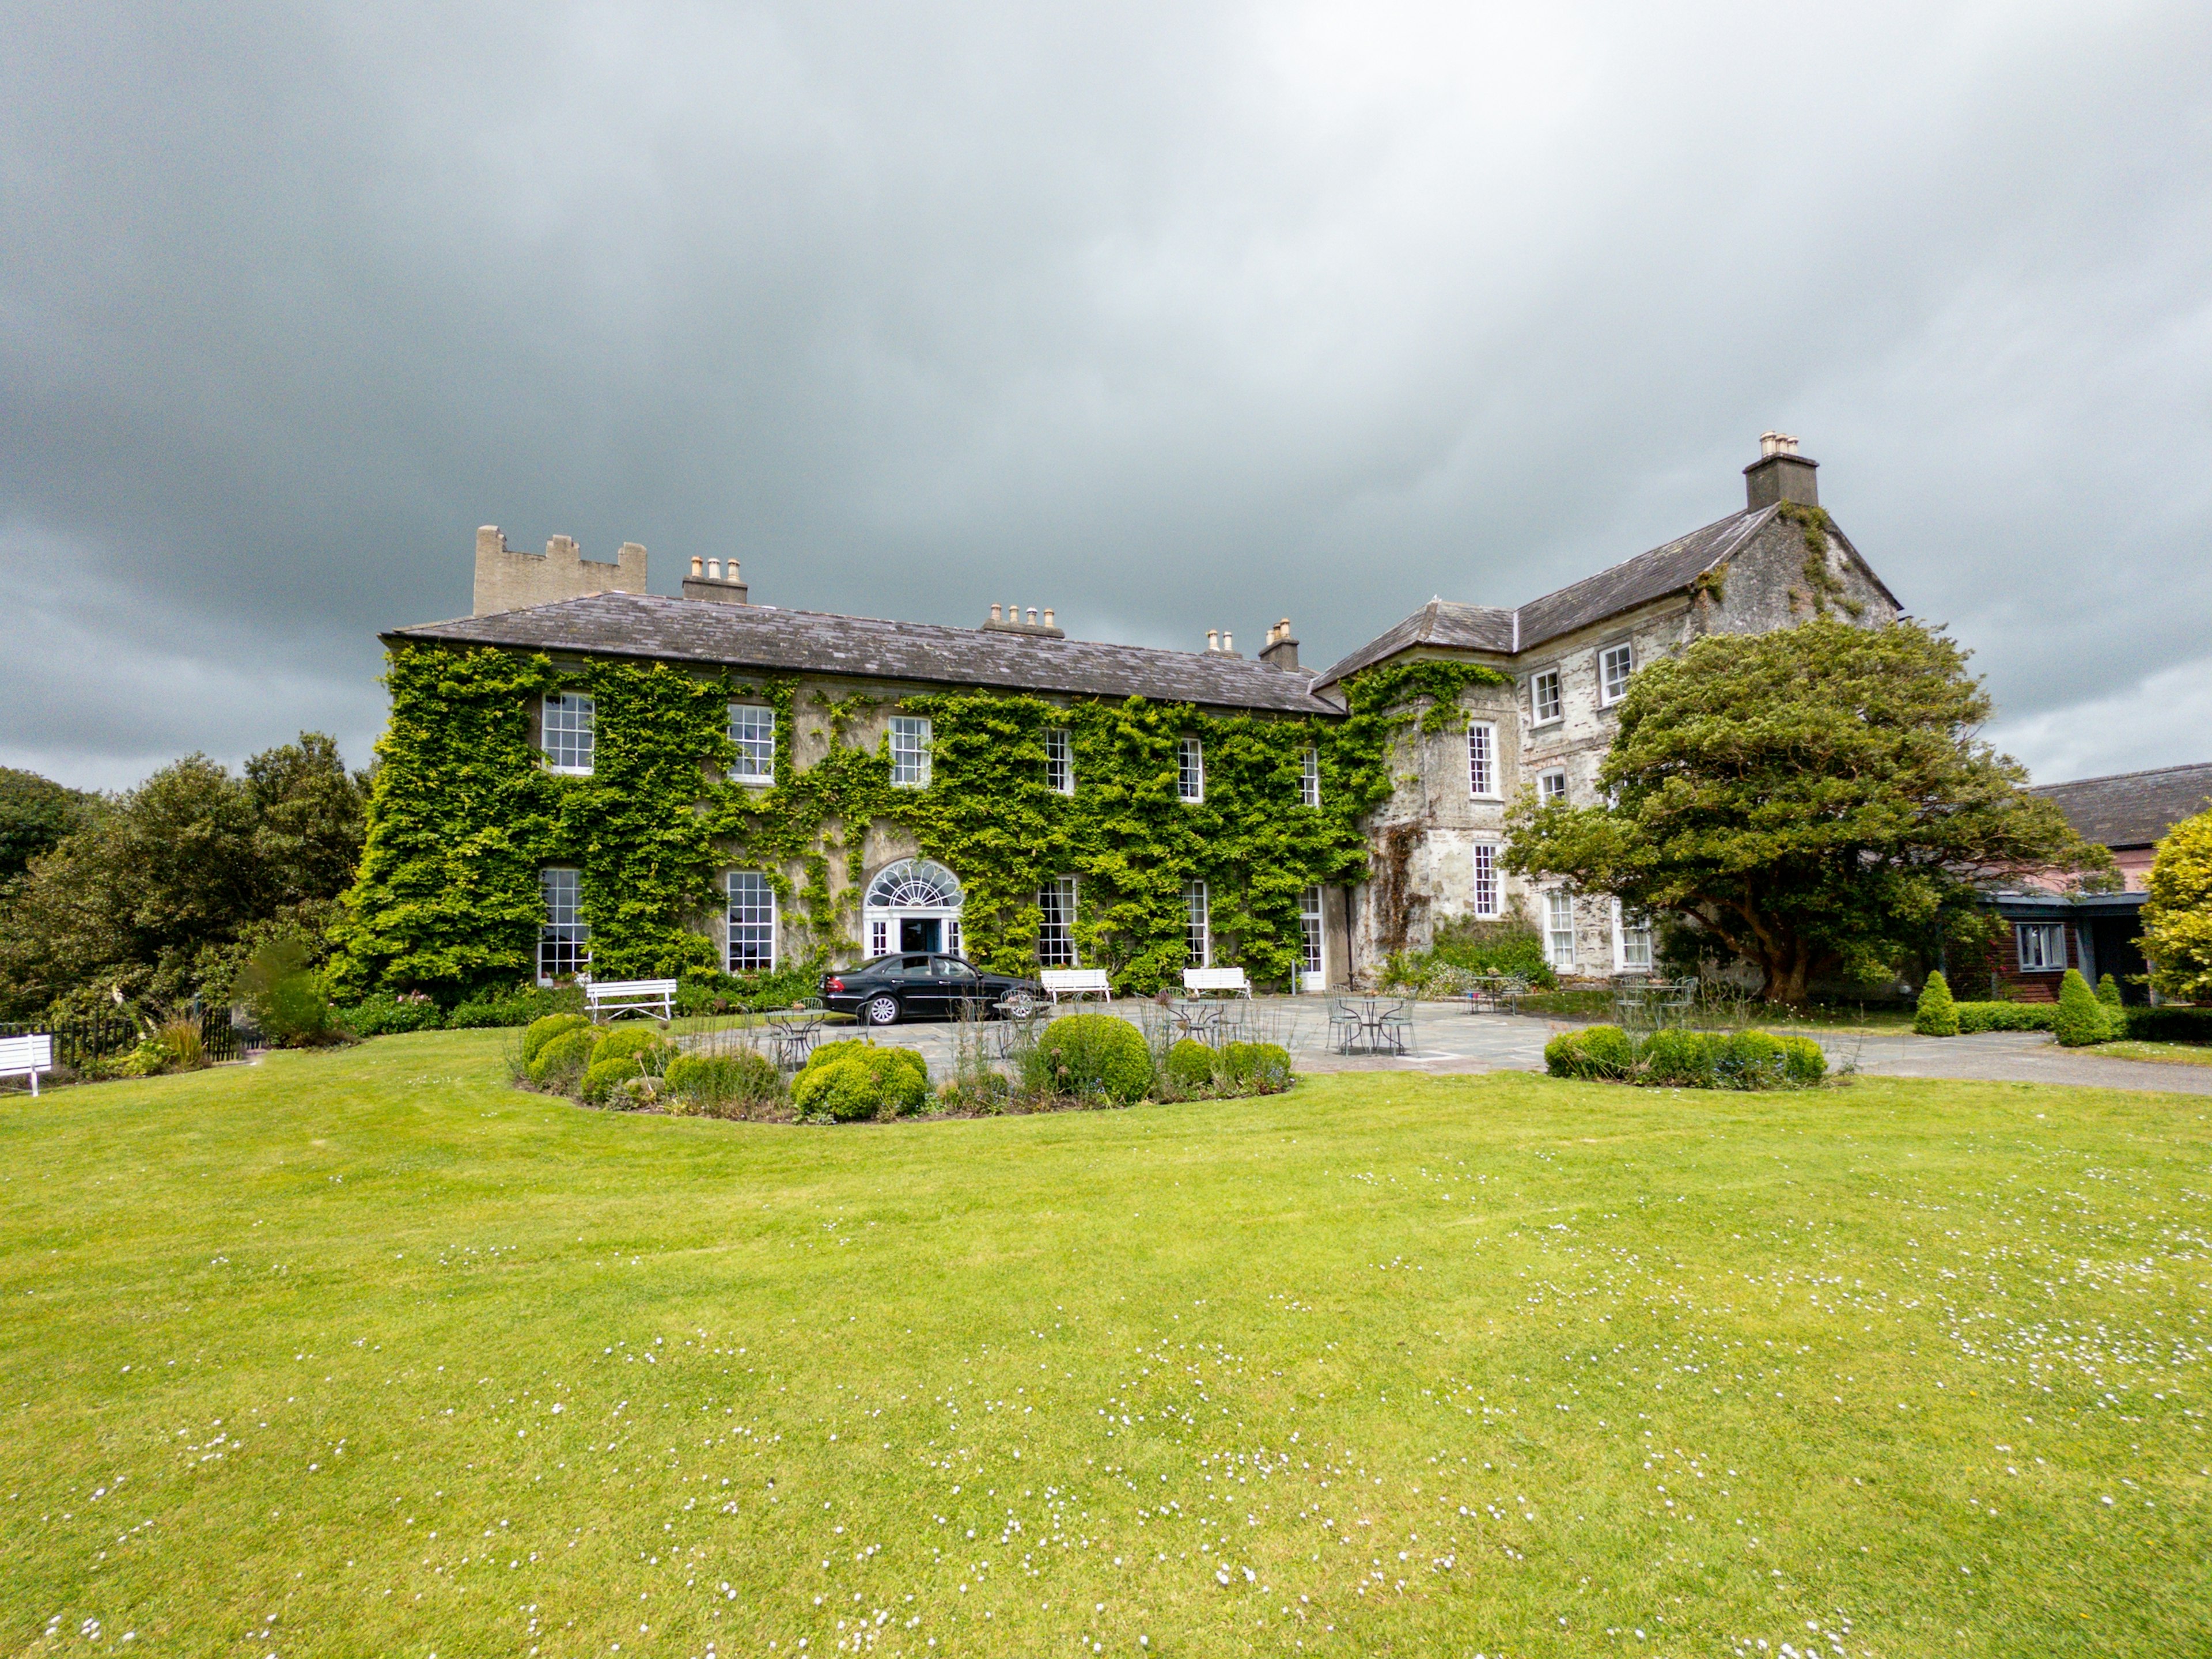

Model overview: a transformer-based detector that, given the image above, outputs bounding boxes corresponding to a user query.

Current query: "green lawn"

[2095,1040,2212,1069]
[3,1037,2207,1657]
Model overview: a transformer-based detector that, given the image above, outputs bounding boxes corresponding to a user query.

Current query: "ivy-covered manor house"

[332,435,1899,1000]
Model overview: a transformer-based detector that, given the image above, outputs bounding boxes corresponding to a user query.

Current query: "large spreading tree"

[0,734,367,1020]
[1503,617,2105,1005]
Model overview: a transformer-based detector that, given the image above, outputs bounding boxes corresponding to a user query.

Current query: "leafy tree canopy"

[2142,803,2212,1004]
[0,734,367,1020]
[0,767,98,884]
[1503,618,2106,1005]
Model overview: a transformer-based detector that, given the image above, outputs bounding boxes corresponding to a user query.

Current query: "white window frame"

[1037,875,1078,967]
[541,692,596,775]
[1530,668,1563,726]
[1471,842,1500,919]
[537,867,589,984]
[889,715,932,788]
[1544,888,1577,972]
[2016,922,2066,972]
[1299,885,1325,990]
[869,918,889,958]
[727,703,775,785]
[1300,747,1321,808]
[726,870,777,973]
[1539,769,1568,806]
[1613,900,1653,974]
[1598,642,1635,707]
[1467,721,1498,799]
[1183,878,1210,967]
[1045,728,1074,796]
[1177,737,1205,803]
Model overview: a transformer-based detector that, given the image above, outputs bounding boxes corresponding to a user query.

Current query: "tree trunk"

[1758,940,1815,1008]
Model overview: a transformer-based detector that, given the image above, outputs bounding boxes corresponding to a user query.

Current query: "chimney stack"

[979,601,1064,638]
[1744,431,1819,510]
[1259,618,1300,672]
[680,555,749,605]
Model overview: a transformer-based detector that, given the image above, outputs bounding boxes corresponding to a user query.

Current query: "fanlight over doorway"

[863,858,963,913]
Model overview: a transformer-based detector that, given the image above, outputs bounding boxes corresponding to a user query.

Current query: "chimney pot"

[1206,630,1219,653]
[690,555,703,578]
[990,603,1002,623]
[1042,607,1055,628]
[1223,631,1234,654]
[706,558,721,579]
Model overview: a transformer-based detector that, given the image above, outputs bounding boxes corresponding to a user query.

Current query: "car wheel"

[862,994,900,1027]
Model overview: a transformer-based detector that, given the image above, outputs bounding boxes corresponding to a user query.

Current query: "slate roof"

[1313,505,1900,690]
[385,592,1344,717]
[2031,762,2212,849]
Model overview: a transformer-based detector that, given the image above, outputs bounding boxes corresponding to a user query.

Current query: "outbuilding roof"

[385,592,1345,717]
[2032,761,2212,850]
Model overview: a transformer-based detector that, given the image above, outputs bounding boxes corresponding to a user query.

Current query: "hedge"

[2122,1005,2212,1044]
[1546,1025,1825,1090]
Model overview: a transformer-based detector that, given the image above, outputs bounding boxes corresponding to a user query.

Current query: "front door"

[900,916,942,953]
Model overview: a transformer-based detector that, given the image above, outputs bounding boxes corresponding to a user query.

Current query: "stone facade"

[415,436,1899,989]
[1325,437,1901,984]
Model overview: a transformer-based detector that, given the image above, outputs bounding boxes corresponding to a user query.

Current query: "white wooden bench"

[1181,966,1252,998]
[1040,968,1113,1003]
[584,978,678,1022]
[0,1033,55,1096]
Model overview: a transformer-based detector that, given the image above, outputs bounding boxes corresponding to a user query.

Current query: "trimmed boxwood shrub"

[1641,1027,1716,1087]
[582,1056,650,1105]
[1544,1025,1635,1081]
[591,1025,676,1071]
[1914,971,1959,1036]
[2054,968,2120,1047]
[1778,1034,1827,1087]
[1715,1030,1787,1089]
[1022,1014,1154,1104]
[522,1013,590,1065]
[1222,1041,1293,1094]
[791,1041,930,1122]
[1166,1039,1216,1093]
[529,1026,597,1089]
[665,1051,782,1116]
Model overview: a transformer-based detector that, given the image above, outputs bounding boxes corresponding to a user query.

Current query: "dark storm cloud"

[4,1,2209,789]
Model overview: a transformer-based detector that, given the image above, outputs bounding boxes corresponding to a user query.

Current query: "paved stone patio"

[841,996,2212,1096]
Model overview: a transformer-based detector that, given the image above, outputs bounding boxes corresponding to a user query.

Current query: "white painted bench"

[1040,968,1113,1003]
[1181,967,1252,998]
[584,978,678,1022]
[0,1033,54,1096]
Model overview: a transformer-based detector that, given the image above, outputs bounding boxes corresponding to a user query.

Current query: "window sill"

[545,764,594,777]
[729,774,775,788]
[1529,715,1564,729]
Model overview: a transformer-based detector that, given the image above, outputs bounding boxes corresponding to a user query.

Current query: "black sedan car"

[820,954,1046,1027]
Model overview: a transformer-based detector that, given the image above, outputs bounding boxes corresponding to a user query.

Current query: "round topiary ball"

[1166,1039,1215,1093]
[522,1012,590,1065]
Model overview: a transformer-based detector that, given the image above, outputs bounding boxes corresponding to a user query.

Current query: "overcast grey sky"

[4,1,2208,791]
